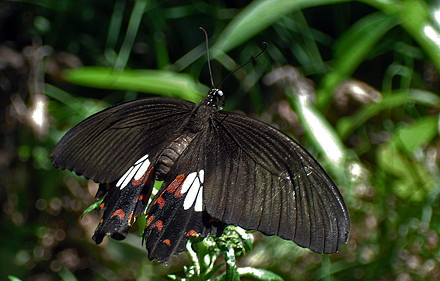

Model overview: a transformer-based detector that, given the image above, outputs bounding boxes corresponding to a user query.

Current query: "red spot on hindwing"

[174,179,186,198]
[111,209,126,220]
[136,193,149,205]
[209,217,220,223]
[166,174,185,193]
[145,215,155,227]
[132,167,154,186]
[152,220,163,231]
[186,230,198,237]
[154,196,165,209]
[99,202,105,209]
[163,239,171,246]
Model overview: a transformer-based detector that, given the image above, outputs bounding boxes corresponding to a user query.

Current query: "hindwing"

[142,134,225,263]
[92,154,155,244]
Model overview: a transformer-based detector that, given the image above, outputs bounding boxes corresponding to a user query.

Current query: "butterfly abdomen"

[156,133,196,180]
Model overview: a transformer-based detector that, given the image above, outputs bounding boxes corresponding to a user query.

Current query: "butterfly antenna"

[200,27,215,89]
[215,42,268,89]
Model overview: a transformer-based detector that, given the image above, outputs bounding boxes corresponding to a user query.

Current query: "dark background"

[1,0,440,280]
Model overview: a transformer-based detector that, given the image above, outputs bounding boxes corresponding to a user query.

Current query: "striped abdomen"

[156,133,195,180]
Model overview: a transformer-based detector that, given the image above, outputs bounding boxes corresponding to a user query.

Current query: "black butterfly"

[51,44,350,263]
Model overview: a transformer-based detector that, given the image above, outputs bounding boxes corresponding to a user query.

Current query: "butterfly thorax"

[202,88,224,110]
[155,89,222,180]
[185,88,223,132]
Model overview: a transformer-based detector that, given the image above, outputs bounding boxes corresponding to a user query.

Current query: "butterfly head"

[205,88,224,111]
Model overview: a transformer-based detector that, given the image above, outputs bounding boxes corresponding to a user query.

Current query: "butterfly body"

[156,89,222,179]
[51,87,350,263]
[156,133,196,179]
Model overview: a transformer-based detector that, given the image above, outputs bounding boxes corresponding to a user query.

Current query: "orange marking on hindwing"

[163,239,171,246]
[145,215,155,227]
[149,174,186,210]
[152,220,163,231]
[186,230,198,237]
[174,183,185,198]
[140,193,148,204]
[111,209,126,220]
[154,196,165,209]
[132,167,154,186]
[99,202,105,209]
[136,193,149,205]
[166,174,185,193]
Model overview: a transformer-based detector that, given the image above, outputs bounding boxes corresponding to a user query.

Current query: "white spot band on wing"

[180,171,197,194]
[134,159,150,180]
[135,154,149,165]
[116,165,136,188]
[183,170,204,211]
[116,154,149,189]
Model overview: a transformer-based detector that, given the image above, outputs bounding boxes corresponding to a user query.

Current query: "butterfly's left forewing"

[51,98,195,183]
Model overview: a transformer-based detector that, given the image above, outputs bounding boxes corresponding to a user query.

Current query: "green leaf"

[336,90,440,140]
[58,267,79,281]
[212,0,349,55]
[7,276,23,281]
[81,199,103,219]
[63,67,207,102]
[288,92,346,170]
[167,274,184,281]
[377,115,437,202]
[317,12,399,109]
[333,13,398,62]
[237,267,284,281]
[45,84,109,118]
[364,0,440,70]
[204,264,223,281]
[377,116,438,202]
[394,116,438,153]
[235,227,253,251]
[219,244,239,281]
[114,0,147,70]
[377,143,429,202]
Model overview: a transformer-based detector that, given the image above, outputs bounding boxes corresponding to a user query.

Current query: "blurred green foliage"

[1,0,440,280]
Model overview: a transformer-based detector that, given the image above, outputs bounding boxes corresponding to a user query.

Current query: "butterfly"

[51,40,350,263]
